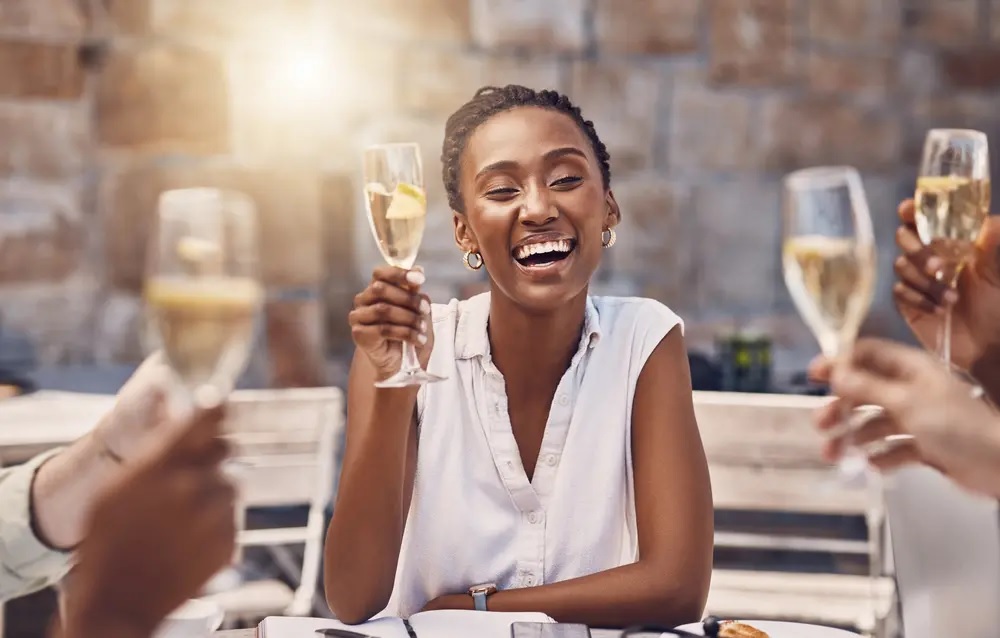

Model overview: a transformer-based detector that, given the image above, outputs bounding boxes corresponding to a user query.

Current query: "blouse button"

[545,454,558,466]
[527,511,542,524]
[524,575,536,586]
[557,394,570,406]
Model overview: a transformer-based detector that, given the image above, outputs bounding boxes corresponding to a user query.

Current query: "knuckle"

[372,281,384,295]
[374,302,390,318]
[379,324,392,337]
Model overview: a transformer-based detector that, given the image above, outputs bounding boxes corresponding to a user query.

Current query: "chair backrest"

[224,386,345,616]
[226,387,343,508]
[694,391,876,517]
[883,465,1000,638]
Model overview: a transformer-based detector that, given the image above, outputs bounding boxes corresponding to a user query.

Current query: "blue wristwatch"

[468,582,497,611]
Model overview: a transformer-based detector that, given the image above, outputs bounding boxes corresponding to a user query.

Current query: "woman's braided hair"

[441,85,612,213]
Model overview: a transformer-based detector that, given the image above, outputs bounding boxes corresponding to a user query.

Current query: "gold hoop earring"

[463,250,484,271]
[601,228,617,248]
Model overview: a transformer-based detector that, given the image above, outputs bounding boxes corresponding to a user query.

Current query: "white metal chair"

[694,392,897,637]
[202,386,344,627]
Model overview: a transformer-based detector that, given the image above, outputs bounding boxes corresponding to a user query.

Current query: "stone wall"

[2,0,1000,381]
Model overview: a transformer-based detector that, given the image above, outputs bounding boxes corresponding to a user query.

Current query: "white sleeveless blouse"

[382,292,683,618]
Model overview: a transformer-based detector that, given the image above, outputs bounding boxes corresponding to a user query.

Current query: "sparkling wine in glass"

[145,188,263,414]
[362,142,444,388]
[915,129,990,366]
[782,166,877,479]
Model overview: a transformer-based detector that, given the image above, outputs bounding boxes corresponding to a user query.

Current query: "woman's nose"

[518,188,558,226]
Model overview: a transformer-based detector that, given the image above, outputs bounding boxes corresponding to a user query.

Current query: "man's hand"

[63,404,236,637]
[893,199,1000,372]
[814,339,1000,497]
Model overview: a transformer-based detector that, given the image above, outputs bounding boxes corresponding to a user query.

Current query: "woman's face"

[453,106,620,312]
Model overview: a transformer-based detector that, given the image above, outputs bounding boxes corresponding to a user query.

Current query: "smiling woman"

[324,85,714,629]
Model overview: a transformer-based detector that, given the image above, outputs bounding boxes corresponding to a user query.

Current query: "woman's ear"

[604,190,622,229]
[454,211,478,253]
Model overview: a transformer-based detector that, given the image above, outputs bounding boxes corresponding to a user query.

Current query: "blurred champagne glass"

[144,188,262,414]
[782,166,877,480]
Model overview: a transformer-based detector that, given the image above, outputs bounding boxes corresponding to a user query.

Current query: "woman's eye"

[551,176,582,188]
[485,187,518,197]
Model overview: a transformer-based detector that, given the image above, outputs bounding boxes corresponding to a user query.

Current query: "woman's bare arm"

[323,350,419,623]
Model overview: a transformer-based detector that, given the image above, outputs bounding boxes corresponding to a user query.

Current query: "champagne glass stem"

[400,340,422,373]
[939,304,953,366]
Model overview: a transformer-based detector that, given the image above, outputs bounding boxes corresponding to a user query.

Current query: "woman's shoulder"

[590,296,684,337]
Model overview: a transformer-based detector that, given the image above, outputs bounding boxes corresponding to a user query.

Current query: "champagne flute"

[914,129,991,366]
[362,142,444,388]
[144,188,263,415]
[782,166,877,479]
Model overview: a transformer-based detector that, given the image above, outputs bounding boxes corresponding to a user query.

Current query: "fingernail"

[419,320,426,333]
[926,257,943,274]
[945,290,959,304]
[420,299,430,314]
[406,270,426,285]
[418,333,428,345]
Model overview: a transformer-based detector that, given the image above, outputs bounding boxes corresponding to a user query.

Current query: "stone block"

[759,98,902,172]
[807,52,896,98]
[0,275,101,364]
[101,160,323,291]
[330,0,470,45]
[400,49,485,115]
[902,0,979,45]
[0,104,88,180]
[709,0,800,86]
[693,179,783,314]
[481,55,564,93]
[96,44,228,153]
[668,85,755,171]
[0,182,85,284]
[150,0,318,43]
[808,0,901,48]
[0,40,84,100]
[470,0,587,53]
[0,0,85,37]
[607,176,697,313]
[101,0,150,35]
[594,0,700,55]
[940,48,1000,90]
[570,60,663,174]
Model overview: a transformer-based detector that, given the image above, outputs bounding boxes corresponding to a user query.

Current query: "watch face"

[470,583,497,595]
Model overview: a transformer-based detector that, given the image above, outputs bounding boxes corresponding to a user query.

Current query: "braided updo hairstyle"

[441,85,612,213]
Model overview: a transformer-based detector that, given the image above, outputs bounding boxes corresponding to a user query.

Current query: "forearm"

[487,561,704,628]
[32,425,121,550]
[324,387,418,623]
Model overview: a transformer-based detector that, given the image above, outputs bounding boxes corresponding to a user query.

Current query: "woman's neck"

[487,288,589,386]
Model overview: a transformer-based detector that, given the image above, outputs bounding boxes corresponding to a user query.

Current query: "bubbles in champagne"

[365,183,427,270]
[915,175,991,268]
[783,235,876,357]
